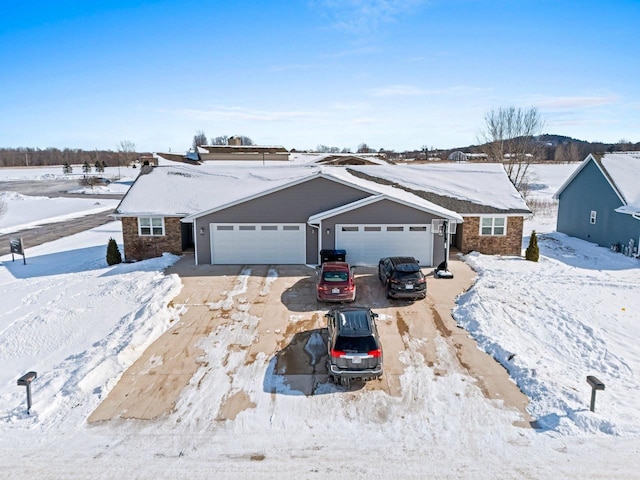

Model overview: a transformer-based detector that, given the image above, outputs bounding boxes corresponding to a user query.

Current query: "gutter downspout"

[307,222,320,265]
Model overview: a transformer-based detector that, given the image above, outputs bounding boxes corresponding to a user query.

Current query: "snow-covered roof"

[288,152,390,166]
[555,152,640,216]
[115,162,527,219]
[348,163,530,213]
[602,152,640,213]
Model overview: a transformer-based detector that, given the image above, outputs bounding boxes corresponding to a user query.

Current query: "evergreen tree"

[106,237,122,265]
[82,161,91,175]
[62,162,73,174]
[95,160,104,173]
[525,230,540,262]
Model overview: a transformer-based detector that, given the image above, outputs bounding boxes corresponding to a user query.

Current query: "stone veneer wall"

[121,217,183,261]
[459,216,524,256]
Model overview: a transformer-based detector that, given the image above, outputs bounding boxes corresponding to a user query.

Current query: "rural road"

[0,179,123,257]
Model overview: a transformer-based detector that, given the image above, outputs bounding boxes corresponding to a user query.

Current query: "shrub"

[525,230,540,262]
[106,237,123,265]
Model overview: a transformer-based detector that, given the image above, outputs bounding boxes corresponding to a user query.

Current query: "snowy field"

[0,163,639,478]
[0,166,135,234]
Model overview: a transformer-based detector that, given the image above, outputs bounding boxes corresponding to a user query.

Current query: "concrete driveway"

[88,254,533,427]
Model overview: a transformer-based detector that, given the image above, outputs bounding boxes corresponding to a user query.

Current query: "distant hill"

[390,134,640,163]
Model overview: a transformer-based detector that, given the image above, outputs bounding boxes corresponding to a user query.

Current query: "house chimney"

[228,136,242,146]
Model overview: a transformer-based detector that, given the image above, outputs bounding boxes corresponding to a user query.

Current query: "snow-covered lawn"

[0,192,119,234]
[0,163,639,478]
[0,165,135,234]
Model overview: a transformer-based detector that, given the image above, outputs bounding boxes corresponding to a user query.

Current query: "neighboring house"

[198,144,290,162]
[153,147,391,167]
[555,152,640,254]
[294,153,392,166]
[112,162,531,266]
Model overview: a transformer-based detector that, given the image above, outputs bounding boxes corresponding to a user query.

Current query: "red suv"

[317,262,356,303]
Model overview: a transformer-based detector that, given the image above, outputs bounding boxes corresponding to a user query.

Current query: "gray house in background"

[114,162,531,266]
[555,152,640,255]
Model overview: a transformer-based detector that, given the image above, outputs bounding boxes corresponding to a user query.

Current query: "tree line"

[0,141,142,168]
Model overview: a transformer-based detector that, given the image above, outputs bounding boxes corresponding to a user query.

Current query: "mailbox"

[17,371,37,414]
[17,371,37,386]
[587,375,605,390]
[587,375,605,412]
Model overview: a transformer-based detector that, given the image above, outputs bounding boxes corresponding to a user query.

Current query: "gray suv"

[325,306,383,386]
[378,256,427,300]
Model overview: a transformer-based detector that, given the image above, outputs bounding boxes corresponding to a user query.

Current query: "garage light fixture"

[326,228,330,235]
[199,227,205,236]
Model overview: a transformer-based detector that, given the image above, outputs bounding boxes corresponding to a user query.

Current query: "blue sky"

[1,0,639,153]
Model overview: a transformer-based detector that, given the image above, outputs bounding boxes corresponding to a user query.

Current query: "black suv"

[325,306,383,386]
[378,256,427,300]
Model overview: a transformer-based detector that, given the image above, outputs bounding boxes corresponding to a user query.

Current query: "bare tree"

[117,140,137,163]
[193,131,208,148]
[211,135,228,145]
[239,135,254,146]
[357,143,372,153]
[478,106,545,189]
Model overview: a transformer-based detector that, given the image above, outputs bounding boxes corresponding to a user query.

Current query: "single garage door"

[210,223,306,264]
[335,224,433,266]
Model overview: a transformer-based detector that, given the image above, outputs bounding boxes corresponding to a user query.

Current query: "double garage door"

[208,222,433,266]
[336,224,433,266]
[210,223,306,264]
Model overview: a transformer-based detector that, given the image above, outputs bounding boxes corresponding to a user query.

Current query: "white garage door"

[335,224,433,266]
[210,223,306,264]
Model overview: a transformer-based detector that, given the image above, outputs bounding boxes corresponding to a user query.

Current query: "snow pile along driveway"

[455,232,640,436]
[0,222,182,431]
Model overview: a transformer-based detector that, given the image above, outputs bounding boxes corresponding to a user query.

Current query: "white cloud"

[171,106,324,122]
[313,0,429,34]
[532,95,618,110]
[368,84,487,97]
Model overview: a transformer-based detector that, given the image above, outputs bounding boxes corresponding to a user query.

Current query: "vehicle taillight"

[368,349,381,358]
[331,349,346,358]
[390,278,400,284]
[345,284,355,291]
[416,277,426,284]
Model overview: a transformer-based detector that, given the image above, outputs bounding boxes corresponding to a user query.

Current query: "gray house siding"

[319,199,446,266]
[194,177,371,264]
[557,160,640,249]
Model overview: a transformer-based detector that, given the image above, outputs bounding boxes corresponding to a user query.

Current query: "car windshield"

[334,335,377,353]
[337,310,370,333]
[393,270,423,280]
[323,271,349,282]
[395,262,420,273]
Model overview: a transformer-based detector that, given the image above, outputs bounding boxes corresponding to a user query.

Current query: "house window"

[480,217,506,236]
[138,217,164,236]
[590,211,597,224]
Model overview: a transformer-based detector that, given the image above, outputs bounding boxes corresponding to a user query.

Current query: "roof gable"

[554,153,640,208]
[308,194,462,223]
[181,171,380,222]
